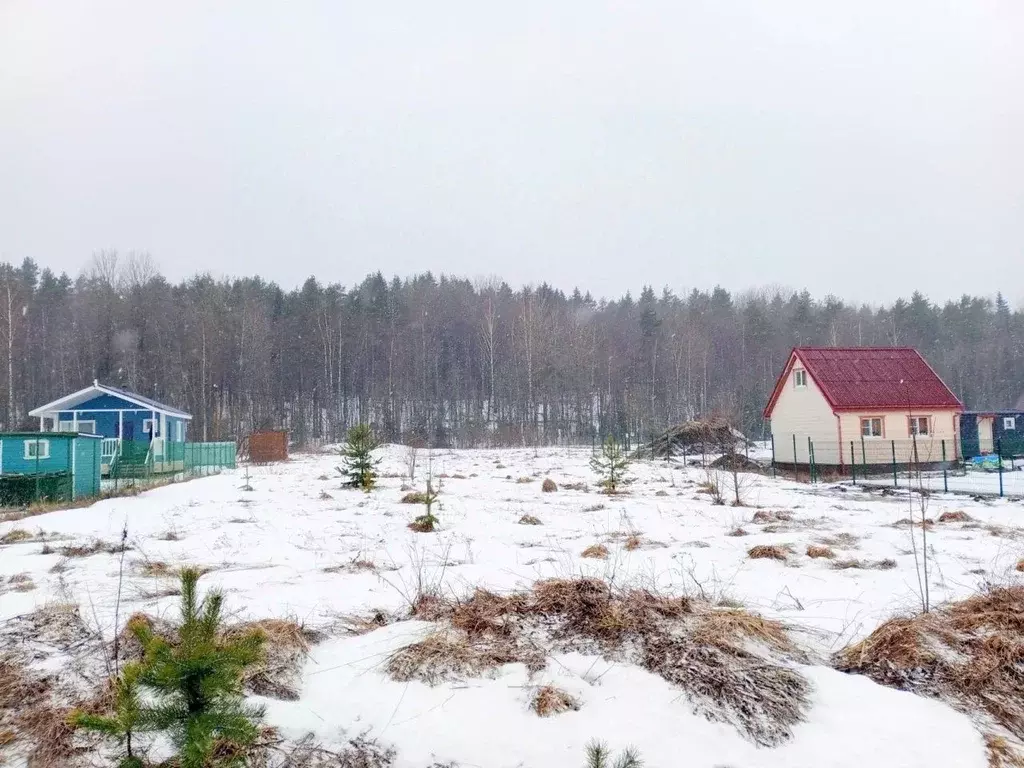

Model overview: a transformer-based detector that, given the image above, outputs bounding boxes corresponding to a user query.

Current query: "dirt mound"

[837,585,1024,750]
[635,419,746,459]
[384,578,808,746]
[710,453,763,472]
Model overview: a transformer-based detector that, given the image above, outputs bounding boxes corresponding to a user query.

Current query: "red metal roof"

[763,347,963,417]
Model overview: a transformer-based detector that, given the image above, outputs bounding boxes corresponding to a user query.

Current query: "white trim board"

[29,383,192,420]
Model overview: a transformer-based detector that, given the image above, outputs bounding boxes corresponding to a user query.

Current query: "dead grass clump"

[518,515,542,526]
[938,510,973,523]
[582,503,606,513]
[806,544,835,559]
[655,489,669,496]
[158,530,180,541]
[0,528,32,545]
[892,517,935,529]
[4,573,36,593]
[838,585,1024,743]
[817,532,860,549]
[408,516,437,533]
[0,653,83,766]
[748,545,788,561]
[832,559,865,570]
[562,481,588,492]
[752,511,792,524]
[875,558,897,570]
[726,527,748,537]
[227,618,323,700]
[1016,559,1024,573]
[986,734,1024,768]
[531,685,580,717]
[59,539,126,558]
[624,533,643,551]
[516,476,534,484]
[385,629,528,685]
[400,491,429,504]
[581,544,610,559]
[541,478,557,493]
[137,559,176,577]
[692,608,794,654]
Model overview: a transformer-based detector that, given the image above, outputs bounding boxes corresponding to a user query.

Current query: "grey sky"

[1,1,1021,304]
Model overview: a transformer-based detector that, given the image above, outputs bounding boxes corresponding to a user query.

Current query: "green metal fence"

[182,442,236,474]
[0,471,73,506]
[771,434,1024,498]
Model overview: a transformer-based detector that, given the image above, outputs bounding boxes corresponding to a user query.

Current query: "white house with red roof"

[763,347,964,469]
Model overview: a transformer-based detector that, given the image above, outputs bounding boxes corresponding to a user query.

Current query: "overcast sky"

[1,1,1021,304]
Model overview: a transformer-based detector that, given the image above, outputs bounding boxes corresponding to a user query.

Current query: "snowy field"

[858,466,1024,498]
[3,446,1024,767]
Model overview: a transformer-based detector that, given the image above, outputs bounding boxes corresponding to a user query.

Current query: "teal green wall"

[1,434,73,474]
[73,437,102,498]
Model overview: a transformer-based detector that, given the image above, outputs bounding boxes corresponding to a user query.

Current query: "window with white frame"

[143,418,157,436]
[176,421,184,441]
[76,420,97,434]
[56,420,76,432]
[793,369,807,388]
[1004,416,1017,431]
[24,439,50,460]
[861,417,883,438]
[909,416,930,436]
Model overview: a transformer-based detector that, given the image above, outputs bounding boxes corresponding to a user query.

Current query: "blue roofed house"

[29,381,192,476]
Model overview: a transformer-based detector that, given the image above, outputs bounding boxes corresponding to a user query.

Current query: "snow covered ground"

[3,446,1023,767]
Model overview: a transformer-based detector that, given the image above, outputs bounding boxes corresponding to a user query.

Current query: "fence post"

[861,436,867,466]
[850,441,856,484]
[792,434,798,480]
[891,440,898,488]
[808,437,815,483]
[941,440,948,493]
[770,434,776,479]
[998,438,1004,498]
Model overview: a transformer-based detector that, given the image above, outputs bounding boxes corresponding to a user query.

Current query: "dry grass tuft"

[892,517,935,529]
[1017,559,1024,573]
[3,573,36,593]
[806,544,835,559]
[986,734,1024,768]
[817,532,860,549]
[531,685,580,717]
[581,544,610,559]
[938,510,973,523]
[516,476,534,484]
[562,481,589,492]
[838,585,1024,744]
[518,514,542,526]
[385,629,533,685]
[400,491,429,504]
[726,527,749,537]
[831,558,865,570]
[385,577,804,745]
[227,618,323,700]
[582,503,606,513]
[748,545,788,561]
[0,653,84,766]
[624,533,643,551]
[752,510,793,524]
[58,539,126,558]
[541,478,558,493]
[0,528,32,545]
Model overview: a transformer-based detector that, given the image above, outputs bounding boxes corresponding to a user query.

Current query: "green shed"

[0,432,103,506]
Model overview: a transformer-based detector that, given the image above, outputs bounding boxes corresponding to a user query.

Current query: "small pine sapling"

[338,424,380,491]
[72,568,266,768]
[590,436,630,494]
[410,479,441,533]
[584,740,643,768]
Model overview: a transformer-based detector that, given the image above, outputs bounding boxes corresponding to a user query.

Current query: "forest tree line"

[1,251,1021,447]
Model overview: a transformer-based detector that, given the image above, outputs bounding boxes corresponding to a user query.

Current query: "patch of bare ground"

[806,545,835,559]
[518,514,542,526]
[938,510,974,523]
[581,544,610,559]
[531,685,580,716]
[251,731,397,768]
[0,603,91,654]
[748,545,789,561]
[837,585,1024,752]
[385,578,808,746]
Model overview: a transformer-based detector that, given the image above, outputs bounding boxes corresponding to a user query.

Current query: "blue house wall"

[960,411,1024,457]
[2,434,73,474]
[54,393,187,443]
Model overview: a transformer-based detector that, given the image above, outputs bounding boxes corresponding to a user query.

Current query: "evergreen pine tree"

[590,436,630,494]
[71,568,265,768]
[584,740,643,768]
[338,423,380,491]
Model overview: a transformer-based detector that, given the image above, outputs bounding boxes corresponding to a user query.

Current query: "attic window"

[1005,417,1017,431]
[793,369,807,388]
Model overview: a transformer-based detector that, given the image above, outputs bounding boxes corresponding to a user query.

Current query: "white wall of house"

[768,355,838,464]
